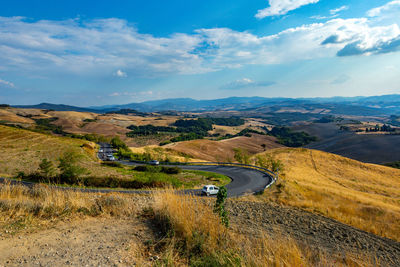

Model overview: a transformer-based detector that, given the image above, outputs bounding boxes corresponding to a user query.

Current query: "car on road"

[148,160,160,165]
[106,154,116,161]
[201,185,219,196]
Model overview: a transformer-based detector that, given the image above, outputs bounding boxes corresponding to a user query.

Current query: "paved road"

[121,161,274,197]
[0,144,274,197]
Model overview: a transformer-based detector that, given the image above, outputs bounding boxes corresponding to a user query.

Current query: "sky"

[0,0,400,106]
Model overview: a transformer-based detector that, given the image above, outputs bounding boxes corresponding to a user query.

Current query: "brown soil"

[229,200,400,266]
[0,217,154,267]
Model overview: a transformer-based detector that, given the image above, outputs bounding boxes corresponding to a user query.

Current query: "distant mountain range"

[12,94,400,115]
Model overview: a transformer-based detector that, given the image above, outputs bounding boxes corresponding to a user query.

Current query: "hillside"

[292,122,400,163]
[165,133,283,162]
[247,148,400,241]
[0,125,100,177]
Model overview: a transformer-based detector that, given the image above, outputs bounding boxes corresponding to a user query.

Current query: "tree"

[261,144,267,151]
[256,154,284,173]
[110,136,129,150]
[233,148,250,164]
[58,151,87,184]
[214,186,229,227]
[39,158,55,178]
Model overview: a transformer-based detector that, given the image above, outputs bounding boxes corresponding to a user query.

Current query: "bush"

[161,166,181,174]
[101,161,122,168]
[134,165,159,172]
[159,140,172,146]
[39,159,56,178]
[214,186,229,227]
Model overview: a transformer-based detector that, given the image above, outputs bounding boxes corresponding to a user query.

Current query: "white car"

[106,154,116,161]
[201,185,219,196]
[148,160,160,165]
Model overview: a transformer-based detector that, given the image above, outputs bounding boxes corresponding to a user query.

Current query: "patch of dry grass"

[147,190,374,266]
[247,148,400,242]
[0,125,125,178]
[0,182,142,235]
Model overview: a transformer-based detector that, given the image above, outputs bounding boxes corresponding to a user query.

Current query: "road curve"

[0,143,274,197]
[0,164,274,197]
[121,161,274,197]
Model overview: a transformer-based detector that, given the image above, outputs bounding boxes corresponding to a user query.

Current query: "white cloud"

[114,69,127,77]
[311,5,348,20]
[330,5,349,15]
[221,78,275,90]
[0,78,15,88]
[109,90,153,98]
[0,14,399,80]
[256,0,319,18]
[367,0,400,17]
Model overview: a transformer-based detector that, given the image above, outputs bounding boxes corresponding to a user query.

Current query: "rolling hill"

[165,133,283,162]
[247,148,400,242]
[292,123,400,164]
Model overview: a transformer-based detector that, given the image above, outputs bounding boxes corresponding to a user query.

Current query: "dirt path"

[1,199,400,266]
[0,217,153,267]
[229,201,400,266]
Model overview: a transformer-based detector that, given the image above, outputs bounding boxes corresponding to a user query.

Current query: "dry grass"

[0,125,146,180]
[0,182,141,235]
[247,148,400,242]
[148,190,374,266]
[0,109,34,124]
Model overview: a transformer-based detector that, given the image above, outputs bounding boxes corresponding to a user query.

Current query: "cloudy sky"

[1,0,400,106]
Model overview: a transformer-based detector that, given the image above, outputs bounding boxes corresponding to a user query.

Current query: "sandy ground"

[0,217,153,267]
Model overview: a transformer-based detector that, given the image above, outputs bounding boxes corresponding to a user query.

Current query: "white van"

[201,185,219,196]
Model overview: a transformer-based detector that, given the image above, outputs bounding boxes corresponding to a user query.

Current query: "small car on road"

[106,154,116,161]
[148,160,160,165]
[201,185,219,196]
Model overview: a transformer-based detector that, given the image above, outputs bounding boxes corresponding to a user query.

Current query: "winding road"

[0,144,275,197]
[100,143,276,197]
[122,161,275,197]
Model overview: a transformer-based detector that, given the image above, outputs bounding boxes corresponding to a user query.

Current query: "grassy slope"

[0,125,228,189]
[0,125,98,177]
[248,148,400,241]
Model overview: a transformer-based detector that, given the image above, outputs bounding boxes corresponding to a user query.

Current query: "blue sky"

[0,0,400,106]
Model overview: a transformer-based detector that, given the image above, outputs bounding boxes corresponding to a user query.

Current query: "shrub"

[101,161,122,168]
[134,165,160,172]
[233,148,250,164]
[161,166,181,174]
[39,158,56,178]
[214,186,229,227]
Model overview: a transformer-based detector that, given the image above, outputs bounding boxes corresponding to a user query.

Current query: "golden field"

[0,125,136,179]
[247,148,400,242]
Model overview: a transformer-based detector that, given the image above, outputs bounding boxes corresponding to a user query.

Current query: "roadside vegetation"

[131,190,373,266]
[0,182,140,236]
